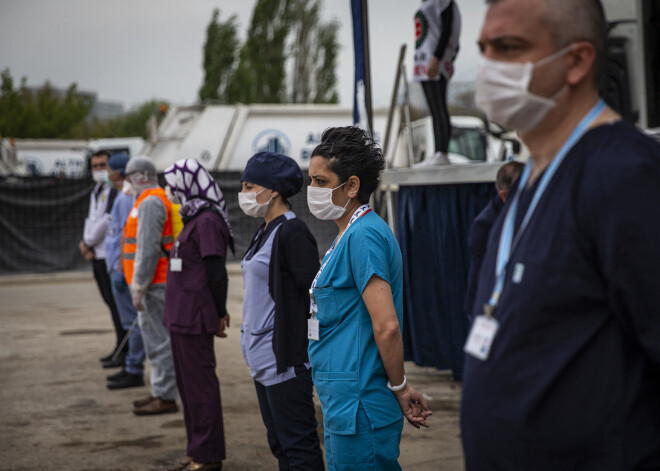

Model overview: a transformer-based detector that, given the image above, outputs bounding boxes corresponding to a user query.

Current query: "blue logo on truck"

[252,129,291,155]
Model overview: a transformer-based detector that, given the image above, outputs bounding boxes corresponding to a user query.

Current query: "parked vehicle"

[0,137,144,178]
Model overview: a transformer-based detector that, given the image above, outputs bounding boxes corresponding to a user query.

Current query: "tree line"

[199,0,339,104]
[1,0,340,140]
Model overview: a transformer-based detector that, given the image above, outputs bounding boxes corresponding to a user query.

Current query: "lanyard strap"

[309,204,371,315]
[486,99,605,315]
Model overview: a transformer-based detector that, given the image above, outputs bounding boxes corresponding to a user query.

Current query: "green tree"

[198,0,340,105]
[310,20,340,103]
[71,100,168,139]
[290,0,339,104]
[198,9,239,102]
[226,0,294,104]
[0,68,92,138]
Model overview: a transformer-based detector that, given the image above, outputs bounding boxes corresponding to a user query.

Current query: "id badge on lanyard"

[464,314,500,360]
[464,99,605,361]
[170,240,182,272]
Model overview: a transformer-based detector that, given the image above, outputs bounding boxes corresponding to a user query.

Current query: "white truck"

[0,137,145,178]
[601,0,659,133]
[140,102,509,172]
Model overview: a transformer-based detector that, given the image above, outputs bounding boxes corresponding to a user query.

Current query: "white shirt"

[83,183,113,259]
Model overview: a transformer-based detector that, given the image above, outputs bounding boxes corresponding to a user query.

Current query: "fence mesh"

[0,172,338,274]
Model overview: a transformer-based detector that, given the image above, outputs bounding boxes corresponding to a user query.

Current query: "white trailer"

[141,102,511,172]
[142,104,398,171]
[0,137,145,177]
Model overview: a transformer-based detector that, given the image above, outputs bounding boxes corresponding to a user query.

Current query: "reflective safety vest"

[123,187,173,286]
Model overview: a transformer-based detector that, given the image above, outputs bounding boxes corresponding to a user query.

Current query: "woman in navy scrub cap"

[307,126,431,470]
[163,159,233,471]
[238,152,324,470]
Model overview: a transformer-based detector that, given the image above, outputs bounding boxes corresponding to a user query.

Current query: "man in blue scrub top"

[461,0,660,469]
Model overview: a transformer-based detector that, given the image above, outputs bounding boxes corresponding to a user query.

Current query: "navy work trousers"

[254,366,324,470]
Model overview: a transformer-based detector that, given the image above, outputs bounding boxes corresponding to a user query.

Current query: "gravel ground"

[0,268,464,470]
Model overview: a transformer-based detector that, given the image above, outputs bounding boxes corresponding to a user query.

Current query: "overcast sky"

[0,0,487,110]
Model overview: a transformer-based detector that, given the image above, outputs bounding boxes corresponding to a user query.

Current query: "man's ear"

[566,41,597,87]
[498,189,508,202]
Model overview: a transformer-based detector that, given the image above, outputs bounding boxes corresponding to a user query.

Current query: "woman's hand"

[215,312,230,338]
[394,385,432,429]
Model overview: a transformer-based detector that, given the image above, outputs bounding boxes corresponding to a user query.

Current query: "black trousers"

[422,77,451,154]
[254,366,324,470]
[92,259,127,352]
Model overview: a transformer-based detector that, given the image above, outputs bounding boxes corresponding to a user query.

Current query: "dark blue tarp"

[397,182,495,380]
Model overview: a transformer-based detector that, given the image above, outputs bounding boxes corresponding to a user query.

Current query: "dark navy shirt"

[464,195,504,319]
[461,121,660,470]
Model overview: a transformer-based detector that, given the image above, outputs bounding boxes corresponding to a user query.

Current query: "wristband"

[387,375,407,392]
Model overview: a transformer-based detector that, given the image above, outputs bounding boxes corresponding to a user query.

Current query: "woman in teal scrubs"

[307,126,431,470]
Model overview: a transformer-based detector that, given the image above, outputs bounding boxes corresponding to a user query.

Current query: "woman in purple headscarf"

[162,158,233,471]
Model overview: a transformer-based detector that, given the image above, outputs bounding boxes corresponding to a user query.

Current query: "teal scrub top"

[308,210,404,435]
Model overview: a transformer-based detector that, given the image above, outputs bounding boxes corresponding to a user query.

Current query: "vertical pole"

[383,44,407,166]
[401,63,415,167]
[361,0,374,136]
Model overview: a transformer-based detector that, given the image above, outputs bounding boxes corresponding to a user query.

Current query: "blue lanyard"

[486,99,605,315]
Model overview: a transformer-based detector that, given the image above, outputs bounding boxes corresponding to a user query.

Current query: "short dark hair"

[91,150,110,160]
[495,161,524,192]
[486,0,608,85]
[311,126,384,203]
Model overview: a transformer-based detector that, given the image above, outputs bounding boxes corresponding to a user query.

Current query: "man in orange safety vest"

[123,157,178,416]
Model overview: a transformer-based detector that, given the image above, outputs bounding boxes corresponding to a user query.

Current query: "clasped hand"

[394,385,432,429]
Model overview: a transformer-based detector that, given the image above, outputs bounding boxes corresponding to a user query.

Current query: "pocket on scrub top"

[312,286,342,328]
[245,326,276,370]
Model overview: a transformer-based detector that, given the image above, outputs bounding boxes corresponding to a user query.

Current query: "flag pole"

[361,0,374,136]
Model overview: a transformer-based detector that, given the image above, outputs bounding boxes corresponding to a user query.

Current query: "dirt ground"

[0,266,464,471]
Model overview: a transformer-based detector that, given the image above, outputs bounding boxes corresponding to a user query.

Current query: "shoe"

[183,462,222,471]
[168,457,192,471]
[133,397,178,416]
[99,346,126,363]
[413,151,450,167]
[133,395,155,408]
[99,352,113,363]
[106,369,128,382]
[107,373,144,390]
[102,356,125,369]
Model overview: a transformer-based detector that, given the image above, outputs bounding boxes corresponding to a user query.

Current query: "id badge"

[308,318,319,341]
[464,315,499,361]
[170,258,182,272]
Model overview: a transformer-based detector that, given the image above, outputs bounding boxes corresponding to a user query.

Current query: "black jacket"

[259,216,319,373]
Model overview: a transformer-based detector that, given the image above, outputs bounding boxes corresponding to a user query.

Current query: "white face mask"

[165,186,182,205]
[475,45,572,134]
[238,189,271,218]
[122,179,133,194]
[92,169,108,183]
[307,182,351,220]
